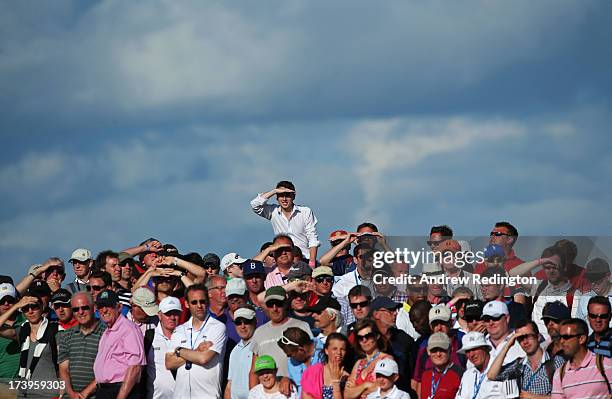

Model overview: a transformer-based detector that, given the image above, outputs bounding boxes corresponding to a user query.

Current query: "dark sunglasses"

[490,231,510,237]
[517,333,538,343]
[349,300,370,309]
[266,300,285,308]
[542,318,559,325]
[22,304,41,312]
[274,247,292,255]
[245,274,264,280]
[0,297,16,305]
[71,305,91,313]
[53,303,71,309]
[357,332,377,342]
[588,313,610,320]
[47,267,65,275]
[482,315,504,323]
[559,333,583,341]
[464,316,480,323]
[204,264,219,270]
[234,318,255,326]
[88,285,106,291]
[315,276,334,284]
[190,299,207,305]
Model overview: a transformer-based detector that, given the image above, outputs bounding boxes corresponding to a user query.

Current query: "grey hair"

[326,308,343,329]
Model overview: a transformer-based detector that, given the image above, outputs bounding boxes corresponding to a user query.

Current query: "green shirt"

[0,313,26,379]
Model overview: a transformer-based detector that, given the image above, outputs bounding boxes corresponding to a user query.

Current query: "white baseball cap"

[374,358,399,376]
[221,253,247,272]
[70,248,92,262]
[226,278,247,297]
[429,305,452,323]
[159,296,182,314]
[457,331,492,354]
[0,283,17,301]
[234,307,257,321]
[482,300,509,318]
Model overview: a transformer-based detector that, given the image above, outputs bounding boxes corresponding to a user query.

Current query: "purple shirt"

[94,314,146,383]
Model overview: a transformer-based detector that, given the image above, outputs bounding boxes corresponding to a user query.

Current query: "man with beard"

[541,301,570,357]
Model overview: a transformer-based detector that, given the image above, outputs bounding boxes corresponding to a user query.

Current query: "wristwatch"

[175,347,183,357]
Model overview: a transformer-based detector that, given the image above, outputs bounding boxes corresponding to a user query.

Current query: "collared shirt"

[532,281,574,342]
[264,267,289,289]
[67,278,89,294]
[487,333,526,364]
[457,357,517,399]
[331,269,374,299]
[250,194,320,259]
[228,339,254,399]
[127,311,158,335]
[588,331,612,358]
[169,315,227,399]
[572,287,612,334]
[146,323,175,399]
[365,385,411,399]
[493,351,565,395]
[420,364,464,399]
[57,320,105,393]
[551,350,612,399]
[413,330,466,382]
[443,270,483,301]
[93,314,146,383]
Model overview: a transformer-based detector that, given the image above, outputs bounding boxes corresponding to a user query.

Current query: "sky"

[2,0,612,281]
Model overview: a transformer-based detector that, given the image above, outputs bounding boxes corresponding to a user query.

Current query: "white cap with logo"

[159,296,182,313]
[221,253,247,272]
[70,248,92,262]
[482,300,509,318]
[0,283,17,301]
[374,358,399,377]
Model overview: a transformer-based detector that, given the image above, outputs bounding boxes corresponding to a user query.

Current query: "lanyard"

[523,362,545,391]
[189,315,210,349]
[472,368,488,399]
[354,271,361,286]
[430,365,451,398]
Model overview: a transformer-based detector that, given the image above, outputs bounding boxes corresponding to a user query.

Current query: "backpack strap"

[544,357,556,382]
[144,328,155,356]
[559,360,567,383]
[596,354,612,394]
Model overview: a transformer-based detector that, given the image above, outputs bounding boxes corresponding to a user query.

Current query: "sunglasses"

[588,313,610,320]
[266,300,285,308]
[349,300,370,309]
[490,231,510,237]
[542,318,559,325]
[517,333,538,343]
[0,297,16,306]
[234,318,255,326]
[53,303,71,309]
[464,316,481,323]
[71,305,91,313]
[87,285,106,291]
[204,264,219,270]
[245,274,264,280]
[22,304,41,312]
[190,299,207,305]
[357,332,377,342]
[315,277,334,284]
[559,333,583,341]
[274,247,292,255]
[47,267,65,275]
[482,315,504,323]
[280,335,300,346]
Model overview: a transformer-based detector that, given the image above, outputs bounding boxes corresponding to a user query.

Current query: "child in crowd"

[249,355,298,399]
[366,358,411,399]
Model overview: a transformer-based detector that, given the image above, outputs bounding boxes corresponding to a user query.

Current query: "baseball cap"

[264,286,287,303]
[202,253,221,268]
[132,287,159,316]
[484,244,505,260]
[369,297,400,314]
[422,263,443,275]
[482,300,509,318]
[243,260,265,276]
[429,305,452,323]
[312,266,334,279]
[306,295,341,313]
[27,280,51,297]
[118,252,133,264]
[374,358,399,377]
[50,289,72,305]
[254,355,277,373]
[0,275,14,285]
[159,296,182,313]
[427,332,451,351]
[221,253,247,272]
[226,278,247,297]
[464,300,484,319]
[0,282,17,301]
[541,301,570,321]
[286,266,312,281]
[458,331,492,354]
[70,248,92,262]
[584,258,610,281]
[95,289,119,308]
[234,307,257,321]
[329,230,348,241]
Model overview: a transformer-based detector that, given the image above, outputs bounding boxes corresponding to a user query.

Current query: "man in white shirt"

[573,258,612,333]
[226,306,257,399]
[165,284,227,399]
[250,180,320,264]
[332,244,376,299]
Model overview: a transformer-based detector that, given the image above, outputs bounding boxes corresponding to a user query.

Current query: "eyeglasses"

[482,315,504,323]
[357,332,377,342]
[71,305,91,313]
[234,318,254,326]
[245,274,264,280]
[22,304,41,312]
[274,247,292,255]
[47,267,65,275]
[542,318,559,325]
[53,303,71,309]
[429,347,448,354]
[0,297,16,306]
[88,285,106,291]
[204,265,219,270]
[559,333,583,341]
[266,300,284,308]
[517,333,538,343]
[588,313,610,320]
[349,300,370,309]
[490,231,510,237]
[190,299,207,305]
[465,316,480,323]
[315,277,334,284]
[280,335,301,346]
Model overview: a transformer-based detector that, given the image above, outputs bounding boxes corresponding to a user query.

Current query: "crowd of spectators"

[0,180,611,399]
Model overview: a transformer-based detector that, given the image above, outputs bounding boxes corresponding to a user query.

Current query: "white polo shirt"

[169,315,227,399]
[146,324,175,399]
[366,385,411,399]
[457,357,518,399]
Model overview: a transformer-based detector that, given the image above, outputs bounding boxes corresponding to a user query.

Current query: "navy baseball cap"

[369,297,400,314]
[542,301,570,321]
[243,260,265,276]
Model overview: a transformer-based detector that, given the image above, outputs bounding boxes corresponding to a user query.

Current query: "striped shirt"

[587,332,612,358]
[551,350,612,399]
[57,321,106,394]
[493,352,564,395]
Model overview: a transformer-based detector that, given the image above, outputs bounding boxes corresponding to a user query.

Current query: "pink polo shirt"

[551,350,612,399]
[94,314,146,383]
